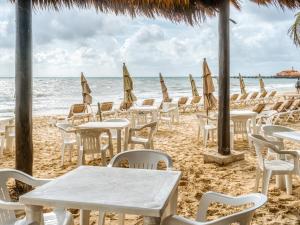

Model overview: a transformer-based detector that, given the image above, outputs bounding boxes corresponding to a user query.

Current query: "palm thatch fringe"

[10,0,243,25]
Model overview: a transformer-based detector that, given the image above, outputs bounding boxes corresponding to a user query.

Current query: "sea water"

[0,77,297,117]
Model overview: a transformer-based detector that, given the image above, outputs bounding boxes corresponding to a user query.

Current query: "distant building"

[276,67,300,78]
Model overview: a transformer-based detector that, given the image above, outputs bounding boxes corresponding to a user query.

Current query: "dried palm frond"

[252,0,300,9]
[288,12,300,47]
[10,0,240,25]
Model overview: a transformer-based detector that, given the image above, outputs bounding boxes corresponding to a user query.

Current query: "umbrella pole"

[218,0,231,155]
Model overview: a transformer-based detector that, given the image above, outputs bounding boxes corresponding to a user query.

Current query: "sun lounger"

[265,90,277,104]
[96,102,116,121]
[178,96,189,112]
[185,96,202,112]
[142,98,155,106]
[67,103,92,124]
[245,91,259,105]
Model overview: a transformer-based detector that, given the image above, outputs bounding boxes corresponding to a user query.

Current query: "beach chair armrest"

[163,215,199,225]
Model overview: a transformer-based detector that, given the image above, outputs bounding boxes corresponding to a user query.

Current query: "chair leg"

[61,144,65,166]
[285,174,293,195]
[262,170,272,195]
[254,169,261,191]
[78,150,84,166]
[98,211,105,225]
[118,213,125,225]
[69,146,72,162]
[204,129,208,148]
[197,126,201,141]
[101,151,107,166]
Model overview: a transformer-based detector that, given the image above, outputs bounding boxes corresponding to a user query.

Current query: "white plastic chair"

[196,114,217,147]
[108,149,173,170]
[56,123,77,166]
[162,191,267,225]
[262,125,294,147]
[249,134,300,195]
[5,125,15,152]
[128,122,157,149]
[97,150,173,225]
[0,169,73,225]
[77,128,113,166]
[160,102,179,128]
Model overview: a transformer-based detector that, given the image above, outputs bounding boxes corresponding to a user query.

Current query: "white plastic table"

[230,110,258,134]
[20,166,181,225]
[77,119,130,153]
[273,131,300,143]
[130,106,159,127]
[0,117,14,123]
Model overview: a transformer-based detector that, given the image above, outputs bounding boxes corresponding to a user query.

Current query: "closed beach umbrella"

[81,72,92,104]
[159,73,171,102]
[203,58,217,112]
[239,73,247,95]
[258,74,267,94]
[123,63,136,109]
[189,74,199,97]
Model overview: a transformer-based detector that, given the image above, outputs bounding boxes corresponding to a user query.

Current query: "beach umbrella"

[203,58,217,115]
[189,74,199,97]
[159,73,172,102]
[123,63,137,109]
[258,74,267,94]
[239,73,247,95]
[81,72,92,104]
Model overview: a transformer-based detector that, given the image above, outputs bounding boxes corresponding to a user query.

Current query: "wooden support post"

[218,0,231,155]
[15,0,33,175]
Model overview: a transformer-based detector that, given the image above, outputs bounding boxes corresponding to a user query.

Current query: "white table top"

[130,106,159,112]
[20,166,181,217]
[0,117,14,123]
[230,110,257,117]
[78,119,130,129]
[273,131,300,142]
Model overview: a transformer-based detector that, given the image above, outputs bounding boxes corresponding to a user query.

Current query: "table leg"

[252,116,257,134]
[143,217,161,225]
[80,209,91,225]
[25,205,44,225]
[117,129,122,154]
[124,127,129,151]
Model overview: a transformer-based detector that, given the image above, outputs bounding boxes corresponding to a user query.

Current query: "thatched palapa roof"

[252,0,300,9]
[10,0,243,25]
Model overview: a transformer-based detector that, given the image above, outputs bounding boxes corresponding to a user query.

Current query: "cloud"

[0,1,300,77]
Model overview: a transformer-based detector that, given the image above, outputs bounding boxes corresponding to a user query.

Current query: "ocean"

[0,77,297,117]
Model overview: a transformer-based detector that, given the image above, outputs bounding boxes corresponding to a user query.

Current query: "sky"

[0,1,300,77]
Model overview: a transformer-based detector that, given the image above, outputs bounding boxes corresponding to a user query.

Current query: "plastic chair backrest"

[249,134,279,169]
[109,149,173,170]
[195,192,267,225]
[0,171,16,225]
[78,129,108,154]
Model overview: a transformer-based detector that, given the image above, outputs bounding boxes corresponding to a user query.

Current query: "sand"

[1,112,300,225]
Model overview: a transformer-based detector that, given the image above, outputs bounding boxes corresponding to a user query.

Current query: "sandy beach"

[1,109,300,225]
